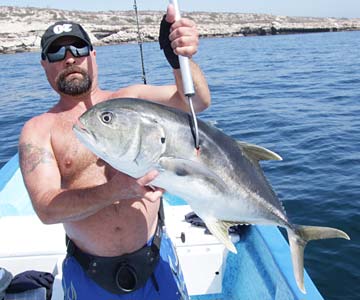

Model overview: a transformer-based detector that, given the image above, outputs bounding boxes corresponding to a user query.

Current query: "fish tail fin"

[287,225,350,294]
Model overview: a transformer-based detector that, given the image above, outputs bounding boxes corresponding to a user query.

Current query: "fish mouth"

[73,121,109,161]
[73,121,97,144]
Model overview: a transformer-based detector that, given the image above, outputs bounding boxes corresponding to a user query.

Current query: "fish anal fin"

[204,219,238,253]
[237,141,282,162]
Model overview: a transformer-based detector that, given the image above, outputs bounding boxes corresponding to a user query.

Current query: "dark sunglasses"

[42,41,92,63]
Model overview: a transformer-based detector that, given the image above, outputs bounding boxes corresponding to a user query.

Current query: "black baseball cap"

[41,21,93,56]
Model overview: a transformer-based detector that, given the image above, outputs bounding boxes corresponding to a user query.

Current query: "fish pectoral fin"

[237,141,283,162]
[158,157,227,191]
[204,219,238,253]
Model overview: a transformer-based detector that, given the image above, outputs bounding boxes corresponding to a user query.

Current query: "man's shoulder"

[109,84,146,99]
[26,111,55,127]
[21,112,55,140]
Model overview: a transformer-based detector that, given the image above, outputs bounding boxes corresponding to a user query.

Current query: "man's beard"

[56,66,92,96]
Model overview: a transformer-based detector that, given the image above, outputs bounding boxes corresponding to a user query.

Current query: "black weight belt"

[66,219,162,295]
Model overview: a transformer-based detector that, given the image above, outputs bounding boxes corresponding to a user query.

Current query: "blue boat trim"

[256,226,323,299]
[164,193,187,206]
[0,153,19,192]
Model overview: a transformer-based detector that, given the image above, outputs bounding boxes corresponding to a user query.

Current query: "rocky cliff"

[1,6,360,54]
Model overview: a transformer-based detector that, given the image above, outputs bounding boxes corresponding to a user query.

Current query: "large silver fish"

[73,97,349,293]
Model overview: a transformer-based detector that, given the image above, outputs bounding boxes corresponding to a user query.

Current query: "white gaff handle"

[169,0,195,96]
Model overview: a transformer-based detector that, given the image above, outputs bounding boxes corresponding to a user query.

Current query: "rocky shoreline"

[1,6,360,54]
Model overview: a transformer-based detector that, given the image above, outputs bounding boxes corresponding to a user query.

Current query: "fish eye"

[100,111,113,124]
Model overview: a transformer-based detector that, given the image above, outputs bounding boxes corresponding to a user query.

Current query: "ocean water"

[0,31,359,299]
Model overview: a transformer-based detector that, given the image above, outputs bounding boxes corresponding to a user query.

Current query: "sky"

[0,0,359,18]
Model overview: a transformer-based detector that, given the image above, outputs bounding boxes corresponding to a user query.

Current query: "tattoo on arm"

[19,143,55,175]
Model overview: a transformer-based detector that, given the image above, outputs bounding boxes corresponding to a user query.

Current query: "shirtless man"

[18,5,210,300]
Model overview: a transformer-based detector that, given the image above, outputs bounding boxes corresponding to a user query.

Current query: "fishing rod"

[134,0,199,149]
[169,0,199,150]
[133,0,147,84]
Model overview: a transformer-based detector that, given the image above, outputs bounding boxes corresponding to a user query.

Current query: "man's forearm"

[173,60,211,112]
[32,182,119,224]
[32,171,161,225]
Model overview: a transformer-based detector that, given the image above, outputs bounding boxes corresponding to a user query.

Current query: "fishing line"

[133,0,147,84]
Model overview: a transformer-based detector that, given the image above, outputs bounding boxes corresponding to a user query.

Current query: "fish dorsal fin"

[203,219,238,253]
[237,141,282,162]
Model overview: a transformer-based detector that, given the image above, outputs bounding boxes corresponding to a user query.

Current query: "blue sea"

[0,31,359,299]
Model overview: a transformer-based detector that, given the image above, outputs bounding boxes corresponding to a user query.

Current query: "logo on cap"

[53,24,73,35]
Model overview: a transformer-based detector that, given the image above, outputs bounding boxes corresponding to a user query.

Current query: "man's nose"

[64,50,76,65]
